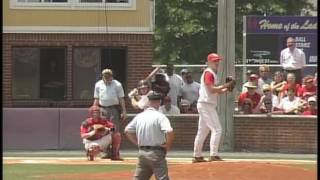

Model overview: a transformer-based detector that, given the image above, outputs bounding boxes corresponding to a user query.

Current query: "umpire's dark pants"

[134,146,169,180]
[100,105,121,132]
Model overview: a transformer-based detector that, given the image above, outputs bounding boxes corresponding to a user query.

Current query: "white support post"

[217,0,235,151]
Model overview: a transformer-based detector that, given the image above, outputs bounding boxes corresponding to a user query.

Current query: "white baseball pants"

[193,102,222,157]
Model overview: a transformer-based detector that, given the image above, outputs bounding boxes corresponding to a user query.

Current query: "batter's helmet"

[207,53,222,62]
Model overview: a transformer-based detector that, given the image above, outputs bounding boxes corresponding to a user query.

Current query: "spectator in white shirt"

[180,71,200,109]
[129,80,152,111]
[276,87,303,114]
[280,37,306,84]
[166,63,184,106]
[180,68,189,84]
[257,64,273,91]
[256,84,280,113]
[159,96,181,115]
[270,71,286,98]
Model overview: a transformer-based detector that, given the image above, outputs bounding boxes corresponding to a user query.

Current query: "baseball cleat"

[208,156,223,161]
[100,154,111,159]
[192,156,207,163]
[111,157,124,161]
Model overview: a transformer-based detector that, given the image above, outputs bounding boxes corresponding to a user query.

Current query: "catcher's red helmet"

[207,53,222,62]
[89,105,100,113]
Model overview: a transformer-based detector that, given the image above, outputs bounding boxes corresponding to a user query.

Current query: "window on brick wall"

[12,47,66,100]
[80,0,129,2]
[16,0,128,3]
[17,0,67,2]
[73,47,127,100]
[11,0,134,10]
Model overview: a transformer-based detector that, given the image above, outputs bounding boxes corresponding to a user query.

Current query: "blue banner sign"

[246,16,317,34]
[245,16,317,65]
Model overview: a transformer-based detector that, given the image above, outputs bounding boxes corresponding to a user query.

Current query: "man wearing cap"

[125,92,174,180]
[93,68,127,160]
[299,75,317,101]
[280,37,306,84]
[242,73,263,95]
[129,80,152,110]
[192,53,234,163]
[180,68,189,84]
[151,73,170,99]
[238,82,261,112]
[302,96,317,115]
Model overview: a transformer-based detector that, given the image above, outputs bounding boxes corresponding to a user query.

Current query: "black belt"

[99,105,119,108]
[283,69,301,72]
[139,146,165,151]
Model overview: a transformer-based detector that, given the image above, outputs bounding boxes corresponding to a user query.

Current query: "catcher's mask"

[88,106,100,117]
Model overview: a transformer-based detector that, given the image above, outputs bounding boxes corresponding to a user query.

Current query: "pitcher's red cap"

[207,53,222,62]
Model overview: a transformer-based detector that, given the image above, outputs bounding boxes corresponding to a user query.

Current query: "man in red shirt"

[80,106,122,161]
[299,75,317,101]
[238,82,261,113]
[302,96,317,115]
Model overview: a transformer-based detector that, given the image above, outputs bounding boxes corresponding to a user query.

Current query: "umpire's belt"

[99,105,119,108]
[139,146,165,151]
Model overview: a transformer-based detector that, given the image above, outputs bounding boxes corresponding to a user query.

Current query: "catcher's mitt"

[225,76,236,92]
[93,124,106,132]
[86,124,108,141]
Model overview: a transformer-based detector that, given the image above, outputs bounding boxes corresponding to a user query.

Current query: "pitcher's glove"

[225,76,236,92]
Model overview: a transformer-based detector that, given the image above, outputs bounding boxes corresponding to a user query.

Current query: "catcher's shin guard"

[111,132,122,160]
[101,145,112,159]
[87,145,101,161]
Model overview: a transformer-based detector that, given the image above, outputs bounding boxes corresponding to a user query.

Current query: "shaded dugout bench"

[3,108,317,153]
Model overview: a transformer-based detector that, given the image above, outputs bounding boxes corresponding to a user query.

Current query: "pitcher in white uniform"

[192,53,234,163]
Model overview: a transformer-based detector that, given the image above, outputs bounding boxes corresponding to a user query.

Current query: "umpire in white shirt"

[125,91,174,180]
[280,37,306,84]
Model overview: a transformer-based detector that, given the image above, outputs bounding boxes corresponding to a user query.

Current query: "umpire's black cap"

[147,91,163,101]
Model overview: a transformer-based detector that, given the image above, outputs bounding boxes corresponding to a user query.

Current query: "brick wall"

[2,33,154,112]
[234,115,317,154]
[121,115,211,151]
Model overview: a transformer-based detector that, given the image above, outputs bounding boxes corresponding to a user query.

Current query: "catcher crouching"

[80,105,122,161]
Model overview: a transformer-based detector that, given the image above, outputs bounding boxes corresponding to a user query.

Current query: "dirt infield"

[42,162,316,180]
[4,158,316,180]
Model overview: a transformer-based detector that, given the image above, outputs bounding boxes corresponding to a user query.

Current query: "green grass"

[3,164,136,180]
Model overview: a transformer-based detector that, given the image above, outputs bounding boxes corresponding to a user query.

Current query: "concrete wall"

[3,108,317,154]
[2,108,208,151]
